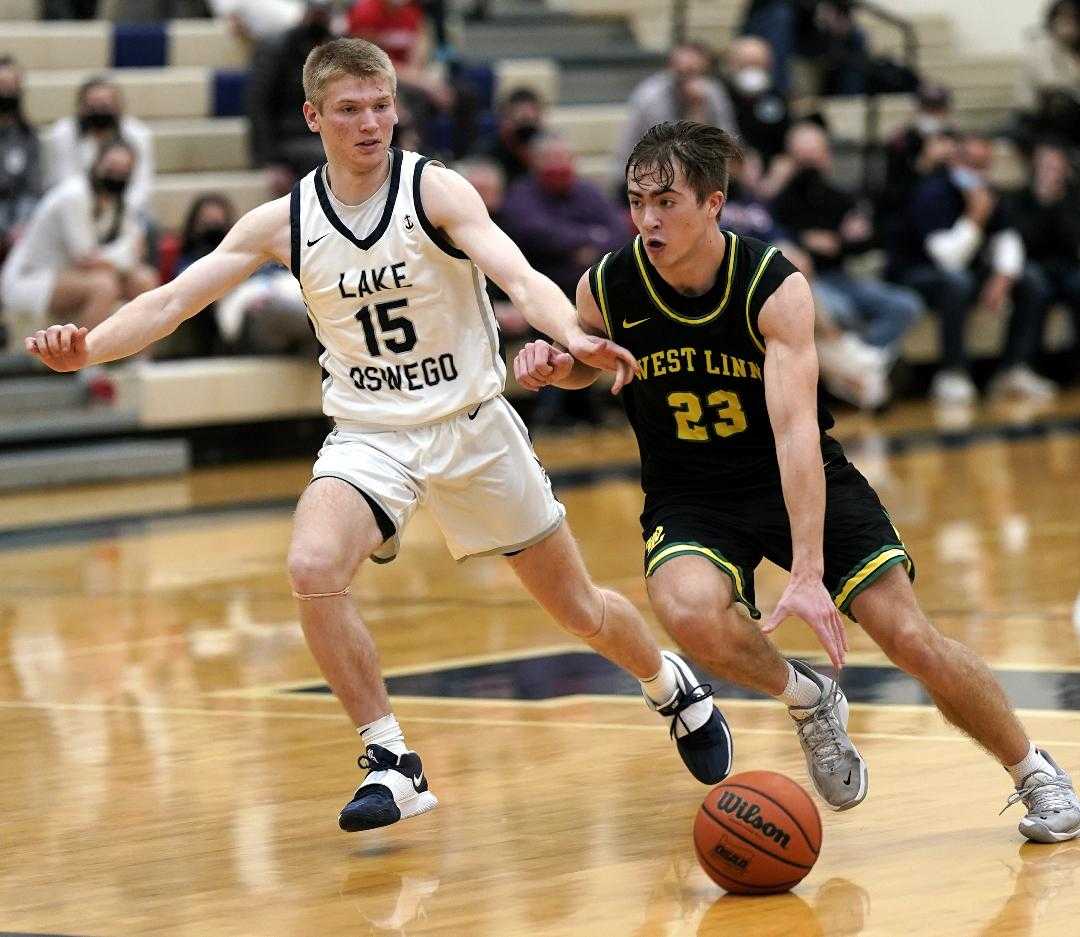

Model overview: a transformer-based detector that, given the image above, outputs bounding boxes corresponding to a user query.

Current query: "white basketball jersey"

[290,148,505,427]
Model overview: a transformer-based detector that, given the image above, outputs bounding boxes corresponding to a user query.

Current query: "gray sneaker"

[1002,749,1080,843]
[787,660,868,811]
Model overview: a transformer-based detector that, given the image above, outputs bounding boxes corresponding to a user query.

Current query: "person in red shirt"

[347,0,426,70]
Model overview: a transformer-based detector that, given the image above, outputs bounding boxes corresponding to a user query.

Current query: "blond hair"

[302,38,397,110]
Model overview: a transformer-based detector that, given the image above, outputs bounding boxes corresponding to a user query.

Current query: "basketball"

[693,771,822,895]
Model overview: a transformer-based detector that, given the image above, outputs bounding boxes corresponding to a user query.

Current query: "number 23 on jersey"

[667,389,747,441]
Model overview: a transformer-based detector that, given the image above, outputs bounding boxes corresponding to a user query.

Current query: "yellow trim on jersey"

[594,252,614,337]
[833,547,909,612]
[744,246,777,355]
[632,233,739,325]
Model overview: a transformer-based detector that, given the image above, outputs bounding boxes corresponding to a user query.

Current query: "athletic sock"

[640,656,679,706]
[358,713,407,757]
[1006,743,1055,785]
[776,662,824,710]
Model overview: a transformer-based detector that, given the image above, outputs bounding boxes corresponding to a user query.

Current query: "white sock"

[640,656,679,705]
[358,713,407,757]
[1005,743,1054,785]
[776,662,824,710]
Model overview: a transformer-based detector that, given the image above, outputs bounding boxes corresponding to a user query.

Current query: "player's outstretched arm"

[759,272,847,669]
[26,197,290,371]
[514,271,623,393]
[420,164,636,390]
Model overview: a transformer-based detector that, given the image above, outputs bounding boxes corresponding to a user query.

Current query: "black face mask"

[93,174,129,197]
[0,94,20,115]
[511,123,540,146]
[79,110,119,133]
[195,226,228,251]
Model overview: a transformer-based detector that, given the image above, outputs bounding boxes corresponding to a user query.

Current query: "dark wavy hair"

[625,120,744,203]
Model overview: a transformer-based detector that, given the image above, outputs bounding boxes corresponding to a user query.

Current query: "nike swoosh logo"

[622,317,650,329]
[844,770,853,785]
[306,233,329,247]
[412,772,424,789]
[467,404,482,420]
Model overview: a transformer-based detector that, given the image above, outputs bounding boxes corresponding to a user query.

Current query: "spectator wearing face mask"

[886,134,1054,404]
[500,134,626,300]
[1,139,158,332]
[248,0,337,196]
[470,87,546,186]
[723,37,791,165]
[880,84,957,222]
[771,122,923,402]
[612,42,737,191]
[44,76,154,216]
[1007,141,1080,378]
[0,56,42,260]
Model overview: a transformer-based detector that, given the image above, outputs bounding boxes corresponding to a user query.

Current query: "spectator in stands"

[612,42,737,187]
[880,84,957,223]
[1016,0,1080,149]
[771,122,923,403]
[470,87,547,186]
[1008,141,1080,377]
[886,134,1054,404]
[0,57,42,261]
[44,76,155,216]
[455,157,529,338]
[723,36,791,165]
[1,139,158,333]
[248,0,336,194]
[501,134,625,300]
[207,0,304,41]
[741,0,870,96]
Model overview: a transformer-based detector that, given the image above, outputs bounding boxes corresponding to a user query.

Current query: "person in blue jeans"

[885,134,1056,403]
[770,122,923,401]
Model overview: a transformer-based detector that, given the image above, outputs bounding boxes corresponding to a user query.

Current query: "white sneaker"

[988,366,1058,401]
[817,333,890,410]
[1002,749,1080,843]
[643,650,733,784]
[931,369,977,405]
[339,744,438,832]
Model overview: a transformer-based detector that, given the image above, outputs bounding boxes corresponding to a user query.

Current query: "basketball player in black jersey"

[515,120,1080,842]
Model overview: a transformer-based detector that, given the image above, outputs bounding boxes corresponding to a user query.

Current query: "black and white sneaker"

[644,650,734,785]
[339,744,439,832]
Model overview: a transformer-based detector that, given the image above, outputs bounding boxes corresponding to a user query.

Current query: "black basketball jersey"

[588,231,841,496]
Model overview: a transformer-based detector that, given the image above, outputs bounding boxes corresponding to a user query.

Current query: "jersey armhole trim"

[414,157,469,260]
[289,180,301,282]
[592,253,614,337]
[744,246,777,355]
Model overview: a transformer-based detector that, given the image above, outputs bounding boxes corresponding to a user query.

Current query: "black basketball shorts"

[640,460,915,622]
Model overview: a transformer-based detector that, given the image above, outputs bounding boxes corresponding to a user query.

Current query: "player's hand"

[566,330,639,394]
[761,575,848,670]
[25,324,90,373]
[513,339,574,391]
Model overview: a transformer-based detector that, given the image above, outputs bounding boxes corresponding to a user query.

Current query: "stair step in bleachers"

[152,170,268,229]
[152,117,249,174]
[0,19,248,71]
[0,375,86,416]
[0,439,190,491]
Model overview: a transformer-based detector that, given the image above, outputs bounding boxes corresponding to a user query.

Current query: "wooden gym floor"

[2,392,1080,936]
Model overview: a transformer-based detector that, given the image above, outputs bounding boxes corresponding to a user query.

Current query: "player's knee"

[287,543,350,595]
[879,612,944,679]
[658,592,734,650]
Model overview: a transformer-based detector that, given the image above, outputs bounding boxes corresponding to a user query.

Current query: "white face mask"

[915,115,946,136]
[732,67,770,96]
[950,166,984,191]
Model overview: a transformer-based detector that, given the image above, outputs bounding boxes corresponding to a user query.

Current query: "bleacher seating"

[0,0,1067,489]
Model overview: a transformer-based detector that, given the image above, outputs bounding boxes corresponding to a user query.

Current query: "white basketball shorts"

[310,396,565,562]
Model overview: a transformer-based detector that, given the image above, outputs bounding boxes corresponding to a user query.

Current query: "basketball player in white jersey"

[26,39,734,832]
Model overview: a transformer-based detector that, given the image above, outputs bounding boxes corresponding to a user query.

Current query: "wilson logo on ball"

[714,792,792,848]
